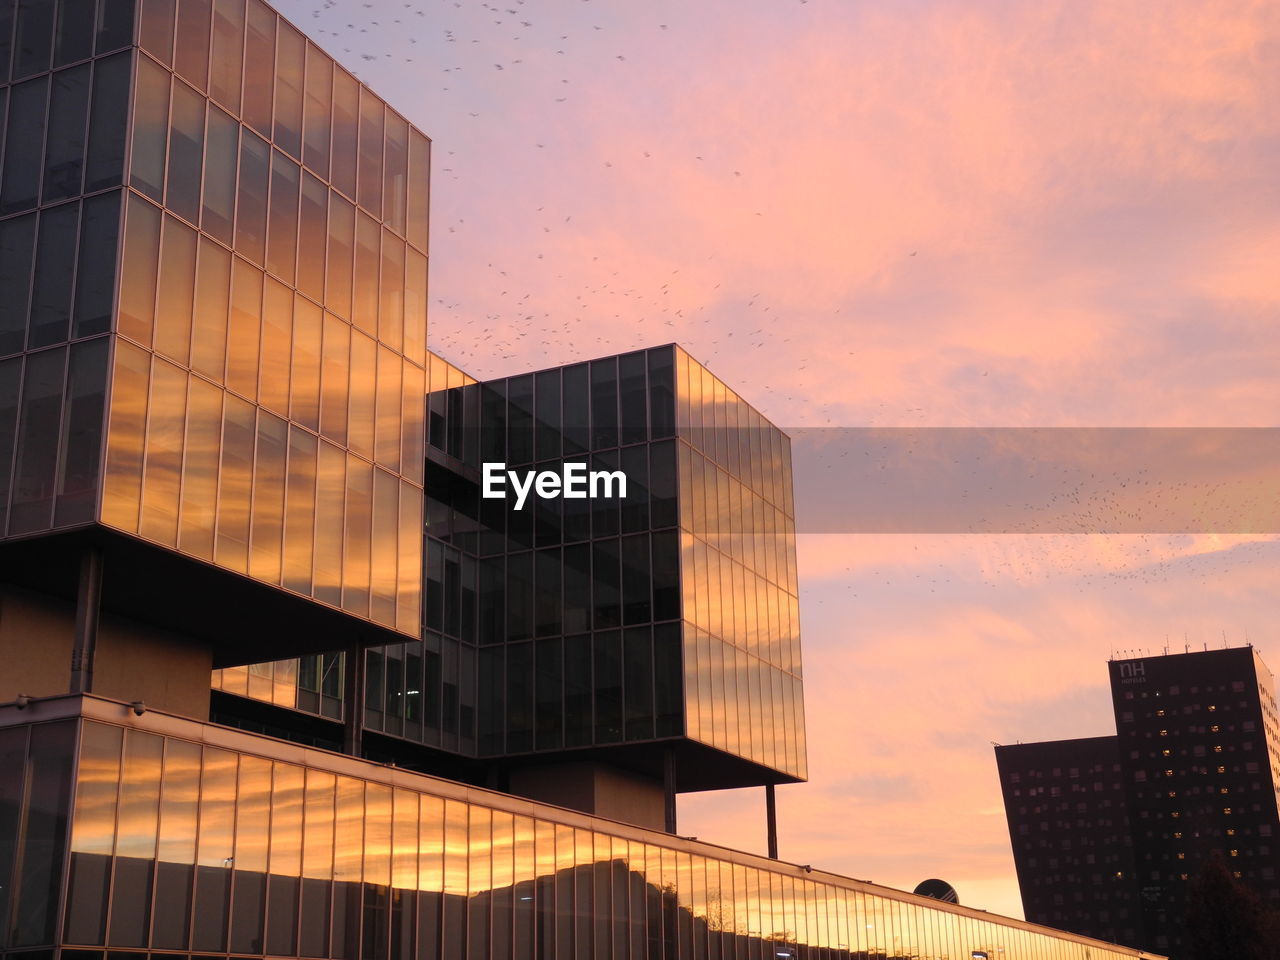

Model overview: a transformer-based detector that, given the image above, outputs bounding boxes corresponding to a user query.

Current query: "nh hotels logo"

[1118,661,1147,685]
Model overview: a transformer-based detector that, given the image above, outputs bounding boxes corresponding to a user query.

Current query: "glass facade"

[0,708,1163,960]
[0,0,132,537]
[0,0,427,637]
[216,346,805,785]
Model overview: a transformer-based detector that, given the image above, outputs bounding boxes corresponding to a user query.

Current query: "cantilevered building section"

[0,0,1169,957]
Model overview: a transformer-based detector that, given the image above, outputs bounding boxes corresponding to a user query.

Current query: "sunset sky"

[277,0,1280,918]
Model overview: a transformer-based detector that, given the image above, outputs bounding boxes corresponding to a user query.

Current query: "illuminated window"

[1217,765,1226,773]
[1168,791,1177,798]
[1208,705,1217,712]
[1177,852,1185,859]
[1174,832,1183,839]
[1162,749,1171,757]
[1157,709,1166,717]
[1165,769,1174,777]
[1230,849,1239,857]
[1215,745,1224,753]
[1224,807,1233,815]
[1221,787,1230,795]
[1160,729,1169,737]
[1211,724,1221,733]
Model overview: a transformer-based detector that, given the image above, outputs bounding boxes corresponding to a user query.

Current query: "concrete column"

[765,783,779,859]
[342,641,365,757]
[69,546,103,694]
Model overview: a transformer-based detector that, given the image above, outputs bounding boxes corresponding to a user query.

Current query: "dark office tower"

[995,736,1142,946]
[996,646,1280,959]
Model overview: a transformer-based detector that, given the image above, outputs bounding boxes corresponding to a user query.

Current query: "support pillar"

[765,783,779,859]
[342,641,365,757]
[663,744,677,834]
[69,546,103,694]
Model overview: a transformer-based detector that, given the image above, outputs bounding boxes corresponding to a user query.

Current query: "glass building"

[1,0,1164,957]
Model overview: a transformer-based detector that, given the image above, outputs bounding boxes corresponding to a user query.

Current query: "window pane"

[201,104,237,244]
[139,0,176,66]
[383,112,408,235]
[139,357,187,545]
[267,149,300,282]
[331,66,358,198]
[179,375,222,559]
[234,130,269,264]
[227,255,262,399]
[319,313,349,445]
[13,0,55,79]
[289,294,321,430]
[283,425,317,595]
[28,201,80,349]
[102,339,150,531]
[55,337,109,526]
[190,235,230,380]
[375,344,401,471]
[250,410,287,583]
[0,214,36,357]
[130,57,169,202]
[54,0,96,67]
[154,214,197,364]
[273,21,304,158]
[259,275,293,415]
[313,439,345,605]
[43,64,90,203]
[407,129,429,252]
[303,42,332,178]
[72,191,120,339]
[326,191,354,319]
[241,0,274,135]
[297,171,327,302]
[379,230,404,352]
[174,0,212,90]
[209,0,245,112]
[357,90,383,215]
[1,76,50,214]
[215,393,256,571]
[347,330,375,459]
[166,77,206,224]
[352,211,379,334]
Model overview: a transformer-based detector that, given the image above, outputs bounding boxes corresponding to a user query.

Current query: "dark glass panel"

[594,630,623,743]
[302,42,331,178]
[593,537,620,629]
[151,861,194,949]
[208,0,243,111]
[621,532,651,625]
[234,129,269,264]
[154,213,196,364]
[620,444,648,534]
[0,3,11,81]
[506,641,533,752]
[240,0,273,135]
[591,449,620,538]
[651,528,679,621]
[654,621,682,736]
[54,0,95,66]
[331,66,358,198]
[624,626,655,740]
[590,357,618,449]
[27,199,79,348]
[357,89,383,215]
[534,636,563,750]
[13,0,55,79]
[43,63,90,202]
[10,345,64,533]
[655,350,675,440]
[97,0,136,53]
[131,56,170,201]
[407,128,429,252]
[534,546,561,637]
[383,110,408,235]
[174,0,211,90]
[165,78,204,224]
[139,0,176,65]
[192,865,231,952]
[534,369,561,462]
[297,172,326,302]
[85,51,129,190]
[507,374,533,466]
[0,726,28,943]
[619,350,647,445]
[0,213,37,357]
[650,438,677,529]
[1,76,49,214]
[200,103,236,244]
[55,336,108,525]
[273,20,303,158]
[563,632,591,747]
[506,550,532,642]
[0,359,22,532]
[12,721,75,946]
[266,149,299,282]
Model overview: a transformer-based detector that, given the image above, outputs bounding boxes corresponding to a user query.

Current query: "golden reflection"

[138,359,187,546]
[392,788,418,890]
[290,294,322,431]
[443,799,469,898]
[282,426,317,596]
[347,330,376,460]
[213,394,255,573]
[319,313,350,445]
[249,412,287,585]
[490,811,514,896]
[312,440,346,606]
[115,731,163,860]
[364,782,392,887]
[418,794,445,894]
[396,481,422,634]
[191,236,231,383]
[177,377,222,560]
[334,775,365,883]
[226,258,262,401]
[101,341,151,532]
[71,722,123,855]
[156,737,201,865]
[370,468,399,627]
[403,249,427,367]
[341,454,372,617]
[154,216,196,365]
[468,805,492,897]
[259,277,293,416]
[301,769,336,881]
[269,761,304,878]
[375,345,402,471]
[234,754,270,874]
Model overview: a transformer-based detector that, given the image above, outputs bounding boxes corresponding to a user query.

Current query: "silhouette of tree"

[1184,853,1280,960]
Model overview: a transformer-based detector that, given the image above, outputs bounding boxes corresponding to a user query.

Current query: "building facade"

[1,0,1166,957]
[996,646,1280,957]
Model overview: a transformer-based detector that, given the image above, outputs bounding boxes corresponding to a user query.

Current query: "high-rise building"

[0,0,1165,956]
[996,646,1280,957]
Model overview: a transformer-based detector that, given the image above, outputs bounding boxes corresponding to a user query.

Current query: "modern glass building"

[1,0,1165,957]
